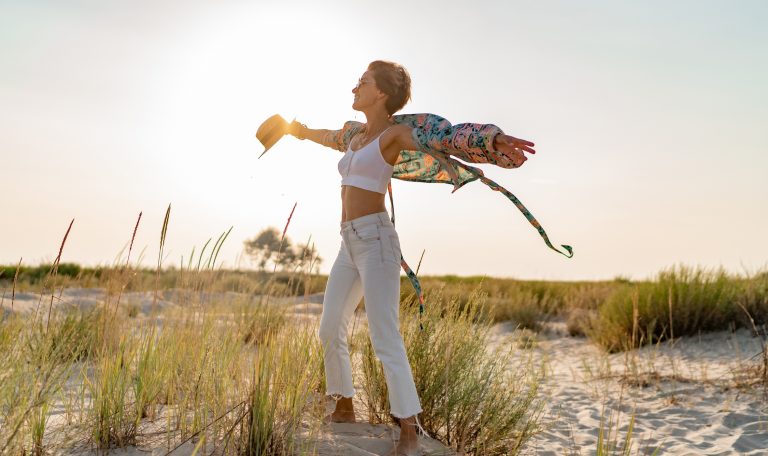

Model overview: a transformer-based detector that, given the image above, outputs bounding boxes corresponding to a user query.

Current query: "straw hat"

[255,114,289,158]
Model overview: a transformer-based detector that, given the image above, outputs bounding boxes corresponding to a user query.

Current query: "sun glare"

[133,3,374,269]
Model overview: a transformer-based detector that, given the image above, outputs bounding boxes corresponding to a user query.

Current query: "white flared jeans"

[318,211,422,419]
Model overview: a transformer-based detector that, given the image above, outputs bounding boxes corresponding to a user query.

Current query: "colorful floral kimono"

[328,113,573,317]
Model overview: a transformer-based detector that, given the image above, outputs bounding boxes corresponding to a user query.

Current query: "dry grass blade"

[153,204,171,311]
[197,238,212,271]
[274,203,297,269]
[187,246,196,271]
[163,400,247,456]
[112,212,142,322]
[280,202,297,243]
[262,203,299,307]
[416,249,426,275]
[735,302,768,392]
[11,257,21,311]
[127,212,142,265]
[208,226,233,269]
[205,233,224,269]
[46,218,74,333]
[158,204,171,268]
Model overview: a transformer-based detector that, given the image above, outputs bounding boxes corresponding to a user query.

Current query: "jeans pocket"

[354,224,380,242]
[386,234,402,264]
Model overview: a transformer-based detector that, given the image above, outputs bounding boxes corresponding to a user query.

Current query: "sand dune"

[489,322,768,455]
[5,289,766,454]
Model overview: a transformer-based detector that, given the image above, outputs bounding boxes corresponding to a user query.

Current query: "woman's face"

[351,70,384,111]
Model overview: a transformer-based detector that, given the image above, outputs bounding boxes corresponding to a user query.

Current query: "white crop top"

[337,129,394,194]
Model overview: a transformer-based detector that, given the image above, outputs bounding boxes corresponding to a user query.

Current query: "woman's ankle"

[398,416,415,428]
[333,396,355,413]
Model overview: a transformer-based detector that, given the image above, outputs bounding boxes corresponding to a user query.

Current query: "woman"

[259,60,536,456]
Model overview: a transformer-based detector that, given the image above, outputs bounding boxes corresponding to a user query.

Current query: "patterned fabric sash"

[392,150,573,258]
[336,115,574,258]
[387,182,425,328]
[333,113,573,319]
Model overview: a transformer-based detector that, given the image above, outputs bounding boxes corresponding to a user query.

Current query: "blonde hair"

[367,60,412,115]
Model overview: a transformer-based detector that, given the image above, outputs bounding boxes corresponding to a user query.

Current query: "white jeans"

[319,211,422,419]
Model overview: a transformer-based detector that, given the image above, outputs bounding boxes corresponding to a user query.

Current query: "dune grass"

[0,311,88,454]
[0,207,329,454]
[0,280,324,454]
[403,268,768,354]
[1,207,766,453]
[588,266,768,352]
[0,254,549,454]
[359,286,545,455]
[593,406,661,456]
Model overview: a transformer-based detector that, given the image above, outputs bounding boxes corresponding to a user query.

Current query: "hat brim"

[255,115,287,158]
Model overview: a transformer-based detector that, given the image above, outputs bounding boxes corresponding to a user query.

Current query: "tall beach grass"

[1,208,766,453]
[360,286,545,455]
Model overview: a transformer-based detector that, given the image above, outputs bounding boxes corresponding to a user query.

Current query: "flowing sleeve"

[398,113,521,169]
[327,120,364,152]
[390,113,574,259]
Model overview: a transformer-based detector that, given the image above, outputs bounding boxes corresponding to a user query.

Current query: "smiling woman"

[253,55,562,455]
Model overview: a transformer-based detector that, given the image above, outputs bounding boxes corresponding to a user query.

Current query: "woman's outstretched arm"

[289,120,352,152]
[287,118,364,152]
[387,117,536,169]
[256,114,361,152]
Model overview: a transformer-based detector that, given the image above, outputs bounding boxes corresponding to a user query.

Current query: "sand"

[291,304,768,455]
[3,289,767,454]
[487,321,768,455]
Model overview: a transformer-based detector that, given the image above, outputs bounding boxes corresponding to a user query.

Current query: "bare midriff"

[340,185,387,222]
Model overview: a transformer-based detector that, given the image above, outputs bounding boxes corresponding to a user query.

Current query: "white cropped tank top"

[337,128,394,194]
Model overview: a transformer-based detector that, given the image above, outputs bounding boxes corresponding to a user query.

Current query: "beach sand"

[3,289,767,455]
[487,321,768,455]
[289,301,768,455]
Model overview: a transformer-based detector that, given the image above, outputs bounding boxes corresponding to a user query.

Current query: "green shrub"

[490,291,545,331]
[360,288,544,455]
[588,266,766,352]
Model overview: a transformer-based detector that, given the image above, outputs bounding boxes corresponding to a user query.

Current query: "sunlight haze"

[2,0,766,280]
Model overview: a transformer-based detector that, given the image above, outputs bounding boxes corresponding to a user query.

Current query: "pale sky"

[2,0,766,280]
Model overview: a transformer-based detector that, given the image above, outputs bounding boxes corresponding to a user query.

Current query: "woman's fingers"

[515,151,527,167]
[512,138,536,154]
[494,134,533,168]
[499,135,536,154]
[515,137,535,147]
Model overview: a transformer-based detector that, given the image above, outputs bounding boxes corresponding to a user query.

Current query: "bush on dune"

[360,287,545,455]
[587,266,768,352]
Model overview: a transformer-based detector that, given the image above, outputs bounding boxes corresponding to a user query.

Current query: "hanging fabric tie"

[387,182,425,330]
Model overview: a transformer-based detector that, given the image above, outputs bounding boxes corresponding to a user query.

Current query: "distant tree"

[244,227,322,272]
[244,228,282,271]
[294,242,322,274]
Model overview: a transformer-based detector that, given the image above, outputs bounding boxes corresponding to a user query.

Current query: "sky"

[1,0,766,281]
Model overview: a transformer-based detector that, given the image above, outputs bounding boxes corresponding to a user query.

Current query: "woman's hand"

[493,134,536,168]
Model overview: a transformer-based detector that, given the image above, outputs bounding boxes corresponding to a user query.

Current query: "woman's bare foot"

[324,410,356,423]
[324,396,356,423]
[387,440,420,456]
[387,416,421,455]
